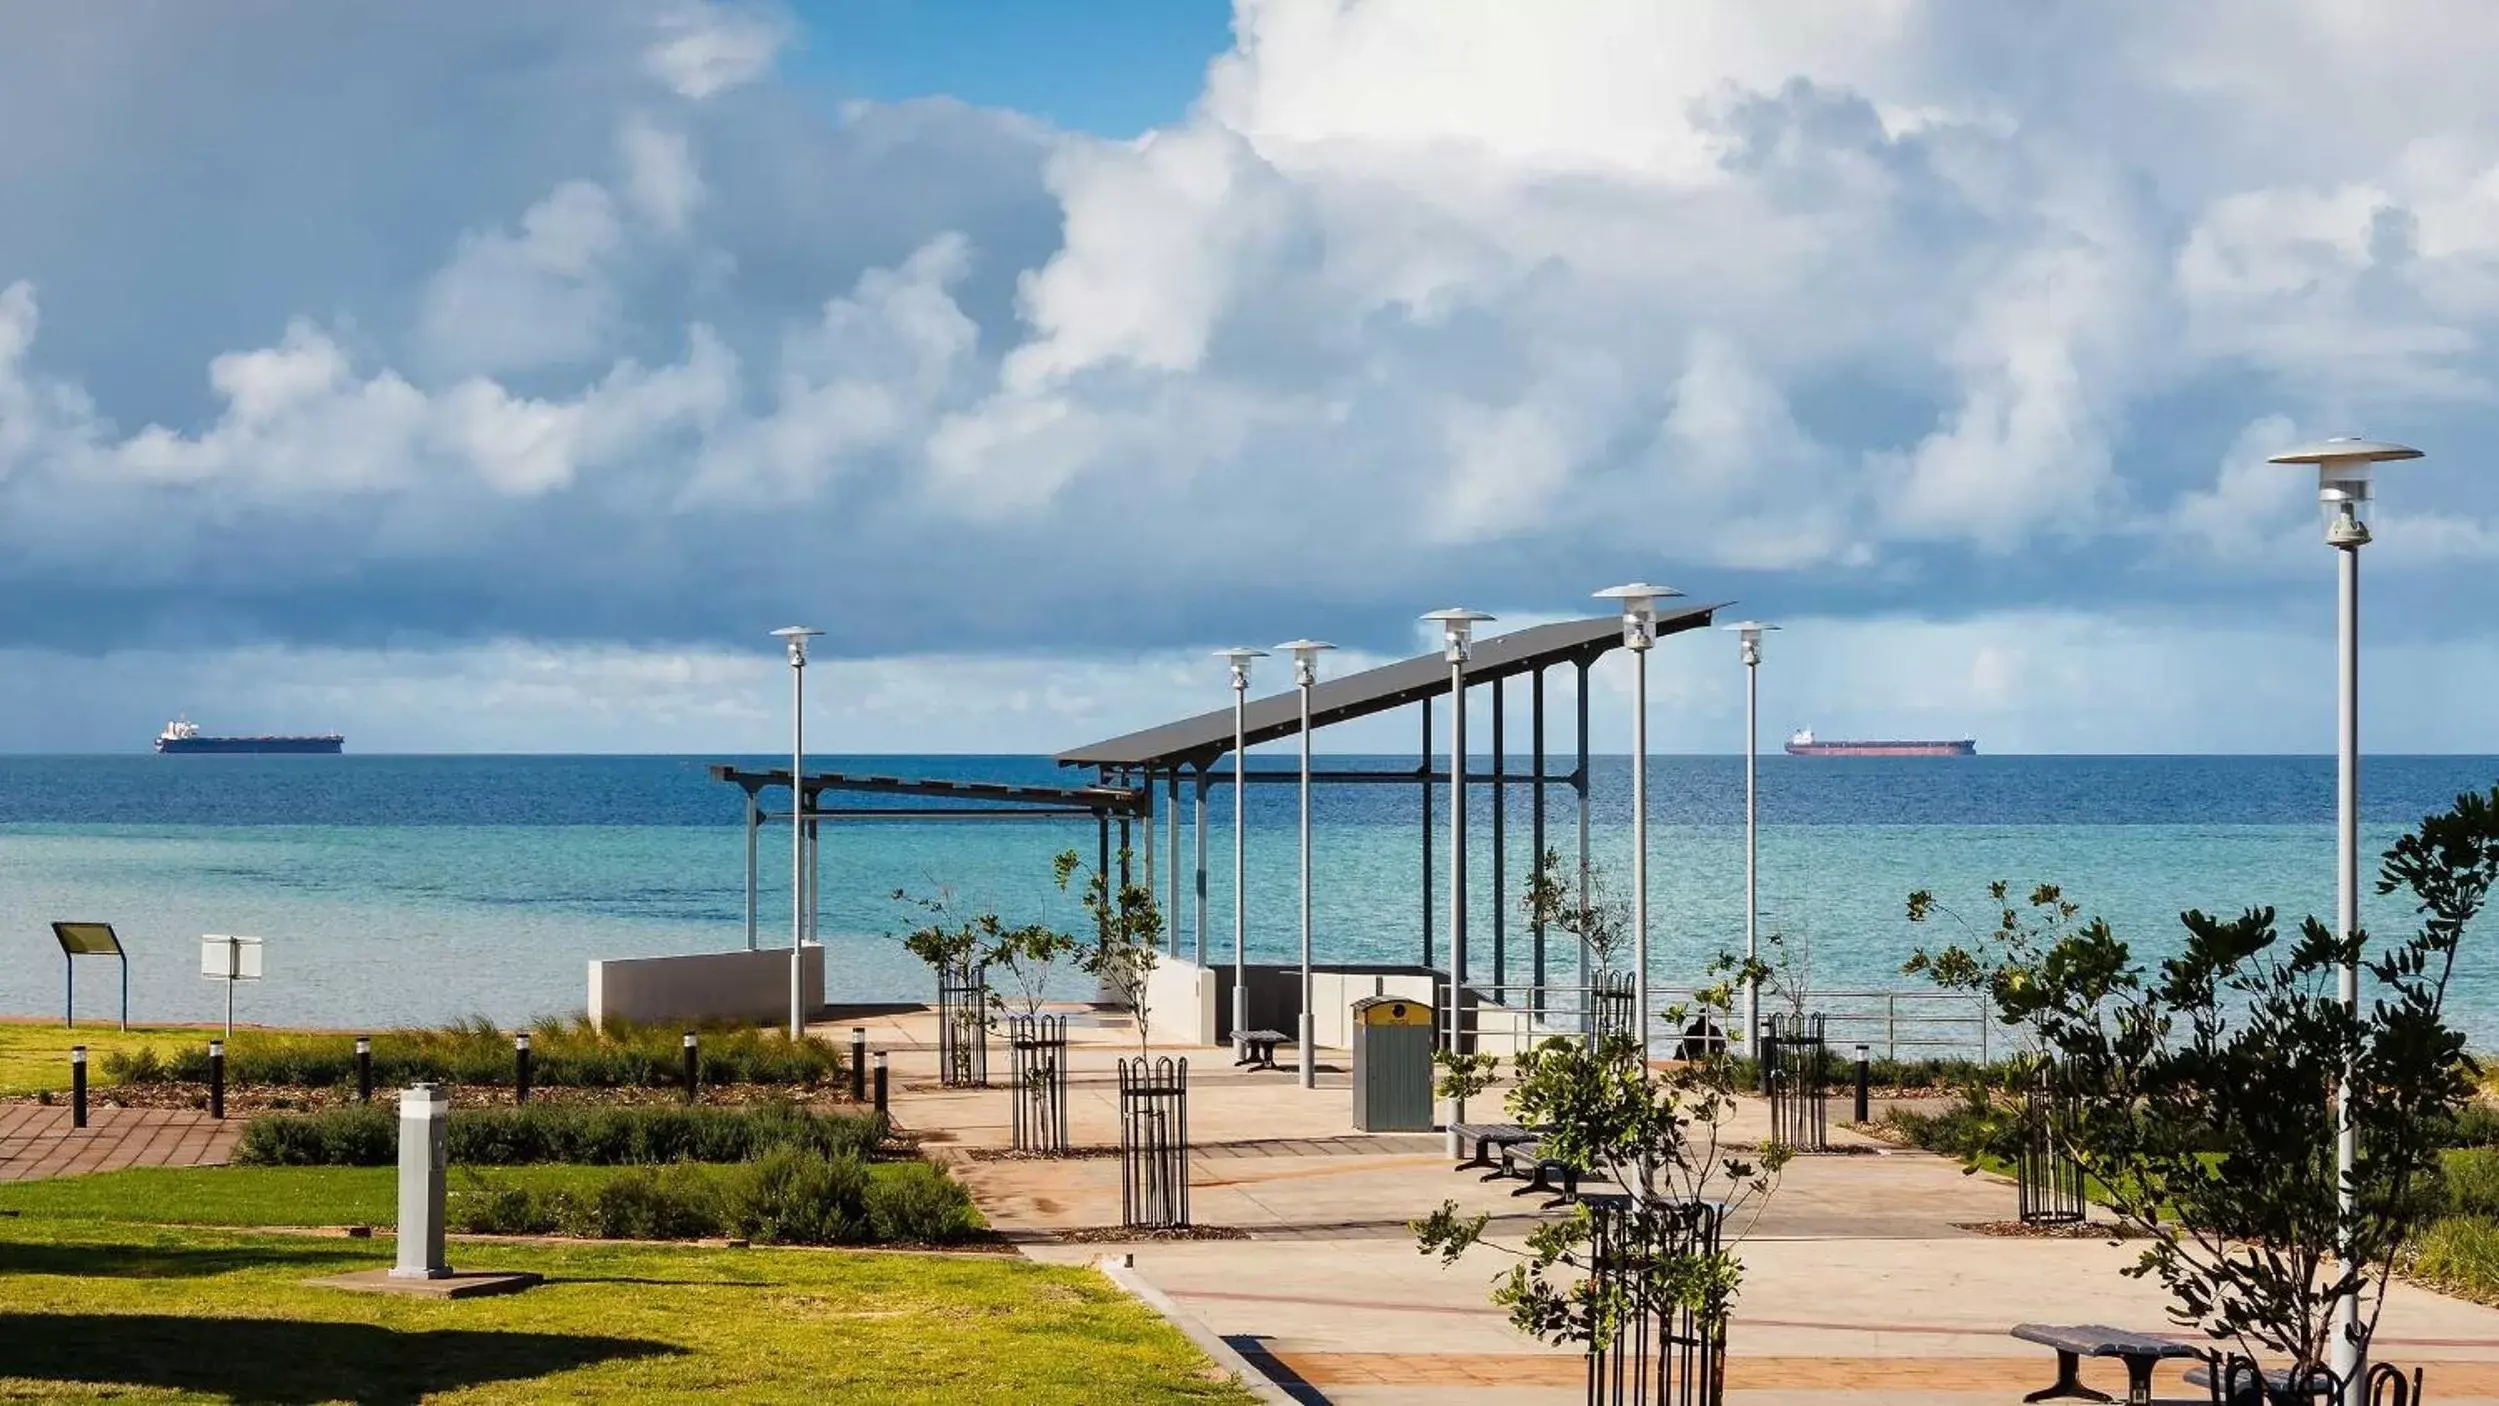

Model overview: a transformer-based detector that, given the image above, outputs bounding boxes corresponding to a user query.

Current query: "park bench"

[2182,1358,2360,1402]
[1498,1138,1582,1206]
[1448,1121,1540,1170]
[1232,1029,1289,1070]
[2012,1323,2204,1405]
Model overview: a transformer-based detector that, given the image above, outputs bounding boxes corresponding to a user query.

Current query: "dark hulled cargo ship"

[154,719,344,755]
[1783,728,1974,758]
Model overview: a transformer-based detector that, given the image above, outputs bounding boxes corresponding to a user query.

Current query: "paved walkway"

[832,1003,2499,1405]
[0,1103,241,1181]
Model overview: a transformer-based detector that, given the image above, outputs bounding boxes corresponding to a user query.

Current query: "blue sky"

[0,1,2496,754]
[783,0,1233,135]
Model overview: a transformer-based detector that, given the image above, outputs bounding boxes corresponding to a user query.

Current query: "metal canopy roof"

[710,765,1145,815]
[1055,604,1723,771]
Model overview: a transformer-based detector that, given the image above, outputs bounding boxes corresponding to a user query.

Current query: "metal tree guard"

[1592,971,1636,1043]
[1118,1056,1190,1230]
[2016,1062,2086,1228]
[937,960,990,1089]
[1009,1014,1070,1155]
[1765,1013,1828,1154]
[1586,1197,1728,1406]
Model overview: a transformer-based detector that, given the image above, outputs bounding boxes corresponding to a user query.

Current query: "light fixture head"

[1723,619,1779,666]
[1594,582,1684,651]
[1420,607,1496,662]
[1275,639,1336,687]
[771,625,825,665]
[1214,645,1268,688]
[2266,438,2422,548]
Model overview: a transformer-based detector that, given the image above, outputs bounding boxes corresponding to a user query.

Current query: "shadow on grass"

[0,1314,680,1404]
[0,1238,365,1279]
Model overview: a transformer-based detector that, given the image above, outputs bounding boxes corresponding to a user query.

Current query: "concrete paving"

[0,1102,240,1181]
[833,1001,2499,1404]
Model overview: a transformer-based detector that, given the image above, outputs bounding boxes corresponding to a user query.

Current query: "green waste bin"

[1350,995,1435,1132]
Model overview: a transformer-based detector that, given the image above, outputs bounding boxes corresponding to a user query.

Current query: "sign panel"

[200,935,265,981]
[52,922,123,957]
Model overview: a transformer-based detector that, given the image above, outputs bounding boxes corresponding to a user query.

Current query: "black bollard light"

[1853,1044,1871,1125]
[513,1031,532,1105]
[208,1039,225,1120]
[872,1050,888,1118]
[71,1045,88,1129]
[850,1027,867,1102]
[682,1032,699,1104]
[355,1035,373,1104]
[1757,1022,1774,1096]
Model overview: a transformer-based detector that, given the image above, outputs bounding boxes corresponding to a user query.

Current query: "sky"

[0,0,2496,755]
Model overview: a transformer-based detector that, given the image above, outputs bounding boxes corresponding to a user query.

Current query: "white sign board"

[200,935,264,981]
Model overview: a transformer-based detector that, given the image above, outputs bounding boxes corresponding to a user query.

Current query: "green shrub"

[727,1148,871,1245]
[865,1161,981,1242]
[235,1102,886,1168]
[587,1166,726,1240]
[2443,1102,2499,1149]
[451,1178,561,1236]
[235,1103,397,1166]
[127,1015,842,1090]
[2444,1149,2499,1218]
[2411,1214,2499,1301]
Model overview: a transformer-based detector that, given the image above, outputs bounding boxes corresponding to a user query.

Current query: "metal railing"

[1757,989,1995,1063]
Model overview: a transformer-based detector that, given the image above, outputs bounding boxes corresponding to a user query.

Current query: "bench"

[1448,1122,1539,1170]
[2012,1323,2204,1405]
[1233,1029,1289,1070]
[2182,1360,2339,1402]
[1499,1139,1581,1205]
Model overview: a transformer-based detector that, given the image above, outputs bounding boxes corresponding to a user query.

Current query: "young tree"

[1416,975,1789,1377]
[1054,847,1164,1057]
[1521,846,1631,979]
[1910,786,2499,1381]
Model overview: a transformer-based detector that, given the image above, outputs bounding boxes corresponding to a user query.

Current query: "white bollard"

[392,1083,452,1280]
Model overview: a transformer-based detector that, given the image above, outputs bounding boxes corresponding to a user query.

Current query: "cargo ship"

[154,719,344,755]
[1784,728,1974,758]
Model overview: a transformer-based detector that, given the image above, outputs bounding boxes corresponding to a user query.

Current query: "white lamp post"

[1422,608,1494,1151]
[772,626,823,1042]
[1725,620,1778,1054]
[1216,647,1267,1054]
[1277,639,1335,1088]
[2266,435,2421,1398]
[1594,583,1682,1068]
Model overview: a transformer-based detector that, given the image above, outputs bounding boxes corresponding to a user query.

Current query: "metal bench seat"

[1447,1121,1540,1170]
[2011,1323,2203,1405]
[1233,1029,1290,1070]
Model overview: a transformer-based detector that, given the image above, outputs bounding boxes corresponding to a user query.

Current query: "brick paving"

[0,1101,241,1182]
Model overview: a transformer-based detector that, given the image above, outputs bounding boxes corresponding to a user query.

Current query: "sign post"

[200,935,264,1038]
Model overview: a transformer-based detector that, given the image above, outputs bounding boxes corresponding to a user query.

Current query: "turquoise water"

[1,755,2495,1036]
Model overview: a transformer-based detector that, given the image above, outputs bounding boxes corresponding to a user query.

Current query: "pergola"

[714,603,1721,1022]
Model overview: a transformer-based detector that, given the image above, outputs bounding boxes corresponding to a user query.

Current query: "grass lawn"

[0,1163,976,1231]
[0,1216,1253,1403]
[0,1022,241,1095]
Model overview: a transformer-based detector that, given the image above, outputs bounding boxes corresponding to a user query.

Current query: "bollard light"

[513,1031,532,1105]
[208,1039,226,1121]
[850,1026,868,1102]
[872,1050,889,1117]
[1853,1043,1871,1125]
[70,1045,87,1129]
[1595,582,1684,1071]
[683,1031,700,1104]
[355,1035,373,1104]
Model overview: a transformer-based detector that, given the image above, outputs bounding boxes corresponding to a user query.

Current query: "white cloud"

[643,2,786,101]
[619,117,704,234]
[416,180,626,377]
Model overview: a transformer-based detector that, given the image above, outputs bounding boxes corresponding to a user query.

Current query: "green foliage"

[1057,847,1163,1054]
[105,1015,840,1090]
[1519,847,1630,977]
[1902,880,2091,1052]
[1918,784,2499,1373]
[1413,969,1785,1355]
[447,1153,983,1246]
[2447,1102,2499,1149]
[2443,1149,2499,1219]
[2409,1215,2499,1303]
[237,1101,888,1168]
[890,884,1083,1022]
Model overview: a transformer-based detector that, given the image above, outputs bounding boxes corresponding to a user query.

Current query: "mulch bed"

[1052,1224,1250,1243]
[73,1082,866,1118]
[1957,1220,2150,1239]
[962,1145,1120,1162]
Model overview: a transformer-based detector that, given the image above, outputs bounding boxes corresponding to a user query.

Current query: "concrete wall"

[1140,955,1219,1047]
[588,944,825,1029]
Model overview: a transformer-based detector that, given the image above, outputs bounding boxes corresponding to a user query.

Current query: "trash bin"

[1350,995,1435,1132]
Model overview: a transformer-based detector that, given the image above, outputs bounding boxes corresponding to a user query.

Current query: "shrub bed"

[238,1102,887,1168]
[103,1015,840,1090]
[450,1152,981,1245]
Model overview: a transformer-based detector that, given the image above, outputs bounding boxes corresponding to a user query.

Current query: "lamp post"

[772,625,823,1042]
[2266,436,2421,1399]
[1275,639,1335,1088]
[1423,608,1494,1150]
[1594,584,1682,1069]
[1216,647,1267,1053]
[1726,620,1778,1054]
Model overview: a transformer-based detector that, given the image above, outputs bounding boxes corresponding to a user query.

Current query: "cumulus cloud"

[6,0,2499,747]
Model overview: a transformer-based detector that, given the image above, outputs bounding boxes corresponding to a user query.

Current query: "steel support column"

[1166,769,1181,955]
[1492,676,1507,1001]
[1531,665,1547,1017]
[1575,658,1593,1026]
[743,793,759,951]
[1194,765,1210,964]
[1420,694,1434,970]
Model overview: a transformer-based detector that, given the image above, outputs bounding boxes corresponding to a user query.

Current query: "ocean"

[3,754,2497,1039]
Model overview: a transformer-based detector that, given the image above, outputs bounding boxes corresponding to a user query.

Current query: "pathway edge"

[1090,1252,1300,1405]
